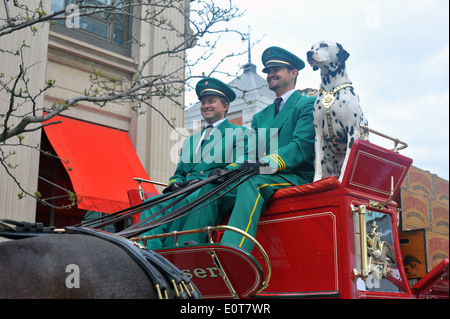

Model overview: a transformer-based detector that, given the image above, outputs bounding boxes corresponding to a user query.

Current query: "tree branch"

[1,0,252,208]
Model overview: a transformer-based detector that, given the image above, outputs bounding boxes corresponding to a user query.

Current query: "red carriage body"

[130,140,449,299]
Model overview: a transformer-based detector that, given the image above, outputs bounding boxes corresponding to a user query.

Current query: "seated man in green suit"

[181,47,316,252]
[138,77,252,249]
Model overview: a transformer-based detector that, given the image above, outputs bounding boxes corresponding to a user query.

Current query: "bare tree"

[0,0,248,208]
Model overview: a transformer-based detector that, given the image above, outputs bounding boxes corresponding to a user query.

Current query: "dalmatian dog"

[307,40,368,182]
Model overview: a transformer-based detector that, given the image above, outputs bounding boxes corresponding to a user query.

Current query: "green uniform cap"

[195,77,236,103]
[261,46,305,73]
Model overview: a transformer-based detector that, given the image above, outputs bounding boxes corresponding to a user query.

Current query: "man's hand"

[238,160,268,173]
[162,179,201,193]
[208,168,229,184]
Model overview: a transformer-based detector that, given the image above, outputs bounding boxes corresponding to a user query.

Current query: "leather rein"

[0,169,257,299]
[77,168,257,238]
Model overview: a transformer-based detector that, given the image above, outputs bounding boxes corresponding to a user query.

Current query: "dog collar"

[319,83,353,109]
[319,83,353,144]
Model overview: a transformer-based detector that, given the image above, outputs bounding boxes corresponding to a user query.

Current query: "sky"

[186,0,449,180]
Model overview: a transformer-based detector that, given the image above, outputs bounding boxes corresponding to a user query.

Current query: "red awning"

[43,115,158,213]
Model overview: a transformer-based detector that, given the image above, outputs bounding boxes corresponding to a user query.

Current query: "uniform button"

[200,171,204,175]
[187,173,191,176]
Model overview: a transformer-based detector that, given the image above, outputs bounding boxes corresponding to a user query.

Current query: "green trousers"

[180,182,237,244]
[181,174,295,252]
[138,189,202,249]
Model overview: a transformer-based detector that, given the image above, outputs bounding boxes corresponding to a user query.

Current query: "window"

[51,0,132,56]
[354,210,407,293]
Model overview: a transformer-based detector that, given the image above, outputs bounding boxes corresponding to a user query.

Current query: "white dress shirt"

[195,118,226,153]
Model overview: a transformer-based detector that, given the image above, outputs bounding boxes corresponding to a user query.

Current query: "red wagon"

[130,138,449,299]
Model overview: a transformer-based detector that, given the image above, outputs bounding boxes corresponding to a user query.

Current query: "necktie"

[274,97,283,116]
[201,124,214,145]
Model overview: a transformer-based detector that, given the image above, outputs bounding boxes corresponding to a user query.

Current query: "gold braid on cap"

[200,88,226,97]
[265,60,292,67]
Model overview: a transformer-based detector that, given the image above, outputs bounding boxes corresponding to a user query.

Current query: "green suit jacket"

[167,119,251,187]
[252,90,316,184]
[174,92,315,250]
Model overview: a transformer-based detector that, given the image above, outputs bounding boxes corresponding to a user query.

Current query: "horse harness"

[319,83,353,144]
[0,219,201,299]
[0,168,257,299]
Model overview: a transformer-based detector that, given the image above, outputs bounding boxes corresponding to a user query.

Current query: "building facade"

[1,0,189,227]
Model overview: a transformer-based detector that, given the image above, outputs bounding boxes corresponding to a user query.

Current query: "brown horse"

[0,226,201,299]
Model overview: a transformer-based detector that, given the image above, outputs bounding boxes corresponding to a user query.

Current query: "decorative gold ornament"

[321,93,335,108]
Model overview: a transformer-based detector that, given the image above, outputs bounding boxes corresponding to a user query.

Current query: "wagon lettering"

[182,267,221,279]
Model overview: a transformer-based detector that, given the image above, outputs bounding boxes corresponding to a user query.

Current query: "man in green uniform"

[181,46,316,252]
[138,77,251,249]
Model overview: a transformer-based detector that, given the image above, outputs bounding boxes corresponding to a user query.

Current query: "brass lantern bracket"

[351,204,369,282]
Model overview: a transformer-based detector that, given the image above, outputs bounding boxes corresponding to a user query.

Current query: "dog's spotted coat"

[307,41,368,182]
